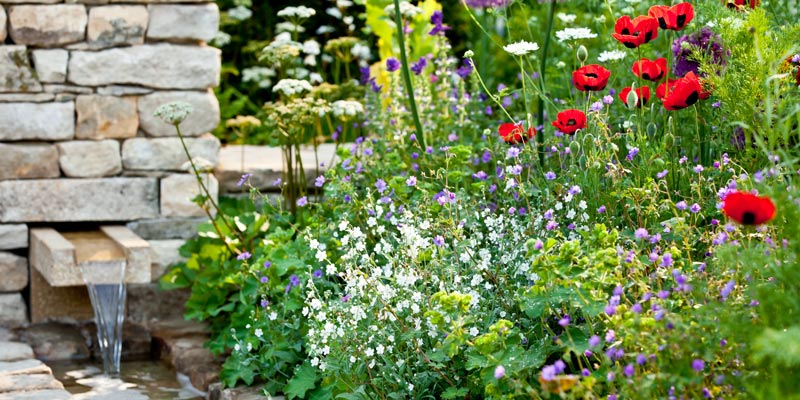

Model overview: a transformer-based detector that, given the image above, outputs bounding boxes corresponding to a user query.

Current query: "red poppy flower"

[655,78,679,100]
[648,3,694,31]
[498,122,535,144]
[551,109,587,135]
[619,86,651,108]
[659,72,703,110]
[725,0,759,10]
[573,64,611,92]
[631,58,667,81]
[611,15,659,49]
[722,191,776,225]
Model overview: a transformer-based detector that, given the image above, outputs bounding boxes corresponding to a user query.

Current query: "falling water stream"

[80,259,127,377]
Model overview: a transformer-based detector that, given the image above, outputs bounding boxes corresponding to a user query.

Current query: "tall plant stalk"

[393,0,425,145]
[536,0,557,168]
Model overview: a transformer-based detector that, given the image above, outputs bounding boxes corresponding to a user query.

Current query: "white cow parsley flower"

[503,40,540,56]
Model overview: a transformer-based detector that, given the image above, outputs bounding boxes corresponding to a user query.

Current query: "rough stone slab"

[216,144,337,192]
[0,359,51,377]
[149,239,186,280]
[43,84,93,94]
[0,329,16,342]
[160,173,218,217]
[101,226,152,284]
[57,140,122,178]
[0,294,27,327]
[0,7,6,42]
[31,49,68,83]
[122,134,220,171]
[29,268,93,324]
[0,225,27,250]
[8,5,87,47]
[96,85,152,96]
[68,44,221,89]
[0,389,72,400]
[0,342,33,362]
[0,252,28,292]
[0,178,159,222]
[0,374,63,393]
[208,383,284,400]
[127,284,189,323]
[0,46,42,93]
[0,93,54,102]
[0,143,59,180]
[0,102,74,141]
[75,95,138,140]
[20,322,91,361]
[87,5,148,48]
[138,90,219,137]
[147,4,219,42]
[126,217,205,240]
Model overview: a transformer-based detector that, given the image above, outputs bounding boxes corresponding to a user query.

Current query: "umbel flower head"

[503,40,539,56]
[612,15,659,49]
[552,109,587,135]
[648,3,694,31]
[722,191,776,225]
[154,102,193,126]
[672,27,728,77]
[573,64,611,91]
[498,122,535,144]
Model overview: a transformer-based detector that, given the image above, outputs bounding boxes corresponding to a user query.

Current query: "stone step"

[0,360,52,377]
[0,389,72,400]
[0,342,34,363]
[0,373,63,393]
[215,144,338,193]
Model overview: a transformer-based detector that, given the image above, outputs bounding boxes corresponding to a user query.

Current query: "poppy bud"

[664,133,675,147]
[653,158,666,167]
[646,122,657,136]
[577,45,588,63]
[626,87,640,109]
[610,143,619,152]
[592,161,602,169]
[569,140,581,155]
[464,50,475,58]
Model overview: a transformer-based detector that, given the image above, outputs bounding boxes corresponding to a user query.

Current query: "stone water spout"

[30,226,151,376]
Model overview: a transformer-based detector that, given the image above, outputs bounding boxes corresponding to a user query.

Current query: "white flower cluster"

[555,27,598,42]
[383,1,422,19]
[272,79,313,96]
[276,6,316,19]
[503,40,539,56]
[153,101,193,125]
[242,67,276,89]
[597,50,627,62]
[227,5,252,21]
[331,100,364,119]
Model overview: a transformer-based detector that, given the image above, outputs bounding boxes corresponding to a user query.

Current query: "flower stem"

[392,0,424,145]
[536,0,557,168]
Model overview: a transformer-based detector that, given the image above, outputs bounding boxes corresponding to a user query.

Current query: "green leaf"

[441,387,469,399]
[285,362,318,399]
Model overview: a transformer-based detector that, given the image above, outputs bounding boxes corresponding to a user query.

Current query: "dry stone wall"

[0,0,221,326]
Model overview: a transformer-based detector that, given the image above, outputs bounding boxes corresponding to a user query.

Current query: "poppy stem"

[536,0,557,169]
[392,0,425,147]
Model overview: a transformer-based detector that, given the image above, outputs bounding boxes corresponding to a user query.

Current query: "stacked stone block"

[0,0,221,326]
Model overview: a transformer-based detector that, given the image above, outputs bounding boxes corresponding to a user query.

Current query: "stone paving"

[0,340,71,399]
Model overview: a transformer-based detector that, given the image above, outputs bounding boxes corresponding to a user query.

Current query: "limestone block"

[160,173,218,217]
[31,50,68,83]
[147,4,219,42]
[68,44,221,89]
[0,359,52,377]
[96,85,152,96]
[8,5,87,47]
[0,342,33,362]
[101,226,152,284]
[57,140,122,178]
[0,7,7,42]
[0,390,72,400]
[29,268,93,324]
[121,134,220,171]
[0,225,27,250]
[87,5,148,48]
[0,294,27,327]
[0,372,64,393]
[42,84,93,95]
[148,239,186,279]
[0,102,74,141]
[126,217,205,240]
[0,46,42,93]
[0,178,159,222]
[75,95,138,140]
[138,90,219,137]
[0,252,28,292]
[0,93,54,102]
[126,284,189,323]
[0,143,60,180]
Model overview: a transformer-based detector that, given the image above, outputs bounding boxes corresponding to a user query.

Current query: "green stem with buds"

[536,0,557,168]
